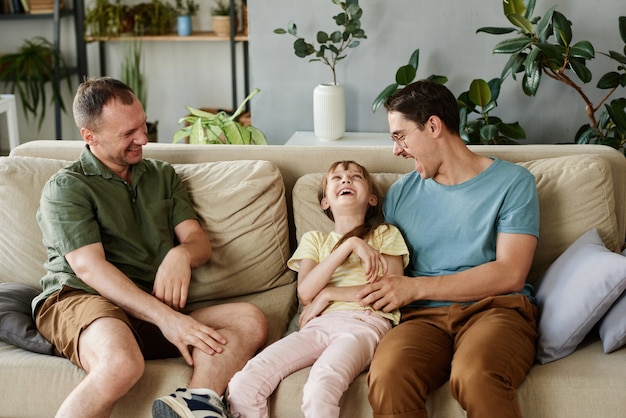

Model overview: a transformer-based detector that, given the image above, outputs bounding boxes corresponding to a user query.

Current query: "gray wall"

[1,0,623,148]
[248,0,625,144]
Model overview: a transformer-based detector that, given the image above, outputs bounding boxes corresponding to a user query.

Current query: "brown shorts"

[35,286,179,368]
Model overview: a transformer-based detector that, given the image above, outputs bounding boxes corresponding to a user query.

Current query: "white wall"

[1,0,624,149]
[248,0,625,144]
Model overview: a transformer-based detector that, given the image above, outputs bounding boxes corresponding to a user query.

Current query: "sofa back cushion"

[173,160,291,302]
[292,154,619,285]
[0,157,69,289]
[0,157,291,304]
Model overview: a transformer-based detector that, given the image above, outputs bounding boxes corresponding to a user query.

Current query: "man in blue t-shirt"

[357,80,539,418]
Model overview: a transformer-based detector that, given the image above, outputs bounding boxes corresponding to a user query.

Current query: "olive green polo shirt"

[33,146,198,312]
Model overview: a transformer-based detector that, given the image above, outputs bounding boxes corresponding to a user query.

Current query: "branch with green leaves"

[274,0,366,85]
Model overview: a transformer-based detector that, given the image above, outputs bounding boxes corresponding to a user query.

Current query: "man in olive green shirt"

[34,77,268,418]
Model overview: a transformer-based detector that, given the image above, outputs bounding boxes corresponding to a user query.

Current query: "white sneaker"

[152,388,237,418]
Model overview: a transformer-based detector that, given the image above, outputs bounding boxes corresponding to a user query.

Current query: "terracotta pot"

[212,15,238,37]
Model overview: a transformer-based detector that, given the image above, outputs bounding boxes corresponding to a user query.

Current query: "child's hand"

[299,292,330,328]
[348,237,388,282]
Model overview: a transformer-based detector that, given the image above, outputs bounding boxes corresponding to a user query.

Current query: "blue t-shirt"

[383,158,539,307]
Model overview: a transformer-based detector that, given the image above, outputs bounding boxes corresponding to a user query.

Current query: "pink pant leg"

[302,311,391,418]
[228,318,329,418]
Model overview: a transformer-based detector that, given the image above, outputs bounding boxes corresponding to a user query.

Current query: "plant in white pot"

[274,0,366,141]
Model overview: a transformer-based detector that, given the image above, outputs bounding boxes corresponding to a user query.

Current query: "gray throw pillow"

[0,282,55,355]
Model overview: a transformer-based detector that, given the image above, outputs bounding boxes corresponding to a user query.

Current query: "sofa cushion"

[0,282,54,354]
[535,228,626,364]
[0,157,70,289]
[519,154,620,284]
[173,160,291,302]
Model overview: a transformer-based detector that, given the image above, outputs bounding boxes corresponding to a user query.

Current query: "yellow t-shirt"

[288,224,409,325]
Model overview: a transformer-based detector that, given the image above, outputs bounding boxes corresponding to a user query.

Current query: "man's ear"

[81,127,95,145]
[429,116,444,137]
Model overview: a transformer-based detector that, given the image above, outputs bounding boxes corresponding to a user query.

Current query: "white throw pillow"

[597,247,626,353]
[535,228,626,364]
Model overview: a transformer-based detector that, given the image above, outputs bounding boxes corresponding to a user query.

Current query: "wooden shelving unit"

[0,0,88,139]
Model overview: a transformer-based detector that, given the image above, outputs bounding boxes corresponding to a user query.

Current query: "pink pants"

[228,310,392,418]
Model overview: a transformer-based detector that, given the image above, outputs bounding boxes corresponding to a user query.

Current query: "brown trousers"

[367,294,538,418]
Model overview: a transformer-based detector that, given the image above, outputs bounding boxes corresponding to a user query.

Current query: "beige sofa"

[1,140,626,418]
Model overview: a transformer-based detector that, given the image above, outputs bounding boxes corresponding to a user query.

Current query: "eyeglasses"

[390,125,420,148]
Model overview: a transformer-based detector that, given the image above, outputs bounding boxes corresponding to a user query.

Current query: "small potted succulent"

[175,0,199,36]
[211,0,237,38]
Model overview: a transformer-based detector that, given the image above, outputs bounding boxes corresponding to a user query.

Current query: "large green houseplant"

[372,48,526,145]
[0,37,72,130]
[477,0,626,151]
[273,0,366,86]
[173,88,267,145]
[120,40,158,141]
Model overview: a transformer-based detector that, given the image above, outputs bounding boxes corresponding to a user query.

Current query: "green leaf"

[468,79,492,107]
[569,58,592,83]
[497,121,526,139]
[506,14,534,34]
[501,53,526,80]
[522,66,541,96]
[552,11,572,47]
[606,98,626,132]
[395,64,417,85]
[597,72,621,89]
[619,16,626,44]
[427,75,448,84]
[287,21,297,36]
[273,28,287,34]
[372,83,399,113]
[524,0,536,19]
[476,27,516,35]
[569,41,595,60]
[524,47,541,79]
[536,5,557,42]
[493,37,532,54]
[607,50,626,65]
[536,43,566,61]
[503,0,526,17]
[480,124,499,144]
[408,48,419,69]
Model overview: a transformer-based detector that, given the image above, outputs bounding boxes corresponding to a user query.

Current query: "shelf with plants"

[0,0,87,139]
[85,0,249,111]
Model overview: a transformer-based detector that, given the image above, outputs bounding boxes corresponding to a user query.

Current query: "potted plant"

[130,0,175,36]
[84,0,130,38]
[477,0,626,151]
[211,0,237,38]
[120,40,158,141]
[173,88,267,144]
[0,36,72,131]
[175,0,199,36]
[372,48,526,145]
[274,0,367,141]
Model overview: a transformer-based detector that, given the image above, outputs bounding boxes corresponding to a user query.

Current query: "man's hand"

[153,246,192,310]
[356,275,415,312]
[160,310,227,366]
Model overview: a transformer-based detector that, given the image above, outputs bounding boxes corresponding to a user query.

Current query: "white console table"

[0,94,19,152]
[285,131,392,147]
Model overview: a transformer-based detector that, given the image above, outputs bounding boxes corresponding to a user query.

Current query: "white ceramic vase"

[313,83,345,141]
